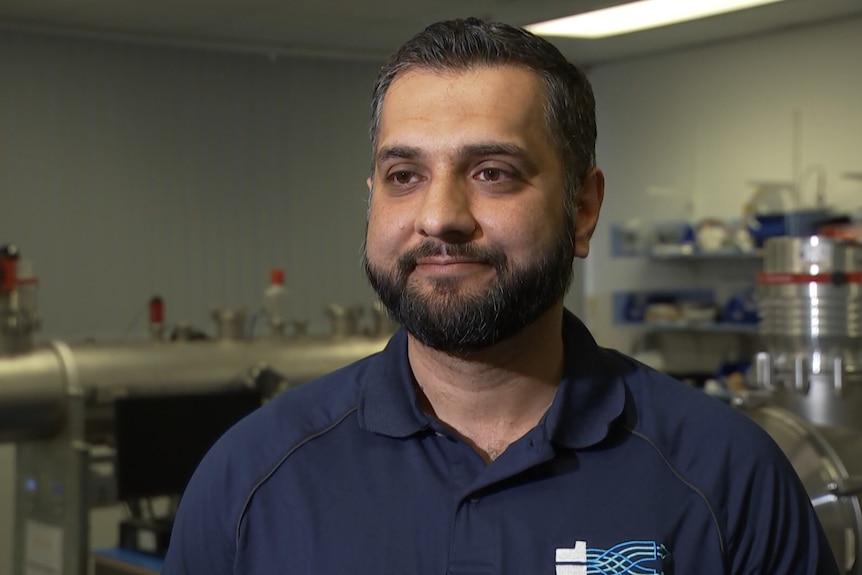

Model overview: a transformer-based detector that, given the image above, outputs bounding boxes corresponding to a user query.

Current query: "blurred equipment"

[260,267,290,336]
[744,406,862,574]
[0,246,394,575]
[113,386,263,555]
[754,235,862,428]
[736,234,862,574]
[743,180,833,247]
[0,244,40,355]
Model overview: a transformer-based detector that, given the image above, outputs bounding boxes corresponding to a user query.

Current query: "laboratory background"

[1,0,862,573]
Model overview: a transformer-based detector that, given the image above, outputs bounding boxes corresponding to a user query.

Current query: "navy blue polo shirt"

[162,310,838,575]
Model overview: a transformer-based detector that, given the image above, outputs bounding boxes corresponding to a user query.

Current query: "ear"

[573,167,605,258]
[366,177,373,194]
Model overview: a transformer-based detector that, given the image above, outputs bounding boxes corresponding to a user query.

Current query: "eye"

[391,170,416,185]
[475,165,522,185]
[477,168,505,182]
[381,168,425,194]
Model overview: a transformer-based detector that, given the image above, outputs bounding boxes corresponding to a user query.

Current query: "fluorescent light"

[525,0,787,39]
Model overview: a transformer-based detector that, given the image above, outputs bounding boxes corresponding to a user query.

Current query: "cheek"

[365,203,409,260]
[482,204,558,250]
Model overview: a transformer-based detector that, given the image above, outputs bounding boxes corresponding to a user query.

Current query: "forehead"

[376,65,550,151]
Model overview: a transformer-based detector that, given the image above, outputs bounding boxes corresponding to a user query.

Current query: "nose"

[414,175,478,241]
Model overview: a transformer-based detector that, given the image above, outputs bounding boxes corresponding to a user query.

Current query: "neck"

[408,303,566,462]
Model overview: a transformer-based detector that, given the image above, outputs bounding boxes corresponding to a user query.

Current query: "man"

[162,18,839,574]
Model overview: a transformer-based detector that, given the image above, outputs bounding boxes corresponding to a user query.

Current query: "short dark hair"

[369,17,597,214]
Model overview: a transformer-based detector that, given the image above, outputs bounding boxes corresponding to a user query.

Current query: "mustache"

[396,241,507,272]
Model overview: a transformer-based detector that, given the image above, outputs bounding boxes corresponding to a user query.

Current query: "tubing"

[0,333,390,442]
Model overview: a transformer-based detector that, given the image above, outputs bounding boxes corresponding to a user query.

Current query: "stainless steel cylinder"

[745,406,862,574]
[0,345,66,440]
[756,236,862,412]
[0,333,390,442]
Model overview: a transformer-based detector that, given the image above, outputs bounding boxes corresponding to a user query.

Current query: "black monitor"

[114,388,261,501]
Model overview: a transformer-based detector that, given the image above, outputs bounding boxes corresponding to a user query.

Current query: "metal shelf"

[641,321,760,334]
[648,247,763,261]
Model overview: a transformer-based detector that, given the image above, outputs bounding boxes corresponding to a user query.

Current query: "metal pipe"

[0,332,391,442]
[0,346,66,440]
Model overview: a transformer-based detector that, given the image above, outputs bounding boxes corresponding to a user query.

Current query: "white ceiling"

[1,0,861,66]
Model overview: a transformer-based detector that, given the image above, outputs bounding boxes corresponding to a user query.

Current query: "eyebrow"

[459,142,530,160]
[376,145,423,164]
[375,142,533,165]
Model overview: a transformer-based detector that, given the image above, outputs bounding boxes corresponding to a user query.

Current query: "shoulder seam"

[233,405,360,544]
[625,425,729,569]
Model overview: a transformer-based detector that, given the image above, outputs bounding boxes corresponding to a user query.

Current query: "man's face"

[363,65,575,354]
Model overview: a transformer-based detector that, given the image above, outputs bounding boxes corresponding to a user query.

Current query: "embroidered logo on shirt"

[555,540,670,575]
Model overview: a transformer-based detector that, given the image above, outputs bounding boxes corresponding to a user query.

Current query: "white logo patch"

[555,540,587,575]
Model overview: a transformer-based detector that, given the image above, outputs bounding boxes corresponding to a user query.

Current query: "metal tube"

[0,333,390,442]
[0,347,65,441]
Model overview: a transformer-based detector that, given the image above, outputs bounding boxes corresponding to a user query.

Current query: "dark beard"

[363,232,574,355]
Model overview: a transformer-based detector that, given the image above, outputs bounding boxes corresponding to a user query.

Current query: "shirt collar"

[542,310,627,449]
[357,309,627,448]
[357,328,430,437]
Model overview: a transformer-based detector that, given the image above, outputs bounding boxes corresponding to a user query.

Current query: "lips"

[408,243,492,265]
[414,256,482,266]
[396,241,507,278]
[413,258,488,278]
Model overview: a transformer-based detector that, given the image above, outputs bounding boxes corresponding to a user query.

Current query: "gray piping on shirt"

[625,426,728,570]
[234,406,360,544]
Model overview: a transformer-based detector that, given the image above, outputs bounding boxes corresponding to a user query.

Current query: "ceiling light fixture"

[525,0,787,39]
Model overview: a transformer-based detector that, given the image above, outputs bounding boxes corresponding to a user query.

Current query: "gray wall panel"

[1,31,381,343]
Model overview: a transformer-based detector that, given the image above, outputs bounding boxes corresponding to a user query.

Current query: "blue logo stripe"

[582,540,667,575]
